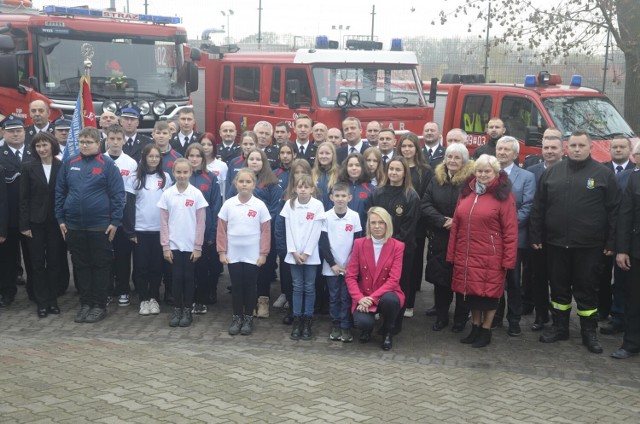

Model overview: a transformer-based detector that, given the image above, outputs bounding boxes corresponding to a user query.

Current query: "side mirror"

[286,79,300,109]
[0,54,19,88]
[187,61,199,93]
[525,126,543,147]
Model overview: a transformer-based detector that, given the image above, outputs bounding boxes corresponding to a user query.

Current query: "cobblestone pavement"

[1,275,638,423]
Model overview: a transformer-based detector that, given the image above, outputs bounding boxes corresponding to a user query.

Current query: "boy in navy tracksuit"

[55,127,125,323]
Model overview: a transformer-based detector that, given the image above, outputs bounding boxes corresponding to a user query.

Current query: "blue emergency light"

[391,38,403,51]
[570,75,582,87]
[43,6,181,24]
[315,36,329,49]
[524,75,537,87]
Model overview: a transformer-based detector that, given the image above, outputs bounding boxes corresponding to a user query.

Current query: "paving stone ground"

[1,273,638,423]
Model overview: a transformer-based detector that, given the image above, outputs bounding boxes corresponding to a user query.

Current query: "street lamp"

[220,9,234,44]
[331,24,350,49]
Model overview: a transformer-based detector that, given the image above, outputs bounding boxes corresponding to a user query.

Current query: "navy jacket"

[190,170,222,244]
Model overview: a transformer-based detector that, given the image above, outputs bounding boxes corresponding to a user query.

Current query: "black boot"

[539,309,570,343]
[241,315,254,335]
[301,316,313,340]
[460,324,480,344]
[290,317,302,340]
[580,316,603,354]
[381,332,393,350]
[359,329,372,343]
[169,307,182,327]
[472,327,492,348]
[282,310,293,325]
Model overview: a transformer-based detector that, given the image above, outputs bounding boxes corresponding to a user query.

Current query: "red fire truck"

[0,3,199,131]
[424,72,637,162]
[189,39,433,136]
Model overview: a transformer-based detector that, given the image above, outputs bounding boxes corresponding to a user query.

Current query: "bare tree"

[438,0,640,133]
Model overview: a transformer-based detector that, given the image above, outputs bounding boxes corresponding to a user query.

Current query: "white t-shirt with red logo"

[157,184,208,252]
[108,152,138,189]
[218,195,270,264]
[207,159,228,200]
[280,197,326,265]
[321,208,362,276]
[125,171,173,232]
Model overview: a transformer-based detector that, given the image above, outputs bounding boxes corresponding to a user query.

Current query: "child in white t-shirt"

[157,158,208,328]
[217,169,271,336]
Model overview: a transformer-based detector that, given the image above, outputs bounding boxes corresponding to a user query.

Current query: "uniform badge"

[586,178,595,189]
[395,204,404,216]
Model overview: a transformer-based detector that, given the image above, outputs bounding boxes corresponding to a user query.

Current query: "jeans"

[290,264,317,317]
[326,274,351,329]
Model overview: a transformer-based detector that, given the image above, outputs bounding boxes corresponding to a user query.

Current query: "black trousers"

[530,246,550,319]
[547,245,602,315]
[434,284,469,324]
[257,234,277,298]
[0,227,21,300]
[228,261,258,315]
[279,256,292,303]
[406,236,426,308]
[622,257,640,352]
[394,252,414,331]
[194,243,219,304]
[353,292,401,332]
[27,222,65,309]
[171,250,195,309]
[133,232,163,301]
[66,229,113,308]
[598,254,614,319]
[111,226,132,296]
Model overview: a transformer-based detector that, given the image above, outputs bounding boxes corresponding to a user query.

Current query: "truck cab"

[425,71,637,162]
[197,38,432,137]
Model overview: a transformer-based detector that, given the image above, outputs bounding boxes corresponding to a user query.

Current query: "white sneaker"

[404,308,414,318]
[118,294,130,306]
[273,293,287,308]
[148,299,160,315]
[139,301,150,316]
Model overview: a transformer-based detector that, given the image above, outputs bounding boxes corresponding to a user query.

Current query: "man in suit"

[169,107,201,156]
[216,121,240,164]
[493,136,536,336]
[337,117,369,164]
[118,107,152,162]
[377,129,396,168]
[99,111,118,141]
[0,116,35,306]
[422,122,445,168]
[312,122,328,145]
[294,115,317,166]
[25,100,54,145]
[274,122,291,146]
[526,128,564,331]
[365,121,381,147]
[599,135,635,333]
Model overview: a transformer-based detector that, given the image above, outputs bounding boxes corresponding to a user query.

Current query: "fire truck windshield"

[312,65,425,108]
[543,96,636,139]
[38,36,186,100]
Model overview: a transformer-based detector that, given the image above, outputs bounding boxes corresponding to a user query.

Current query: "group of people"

[1,102,639,358]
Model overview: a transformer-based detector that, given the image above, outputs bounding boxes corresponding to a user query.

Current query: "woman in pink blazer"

[346,207,405,351]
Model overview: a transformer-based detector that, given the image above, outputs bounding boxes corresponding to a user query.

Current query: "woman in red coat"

[446,154,518,348]
[346,207,405,351]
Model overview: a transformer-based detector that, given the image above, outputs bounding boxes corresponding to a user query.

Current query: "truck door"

[459,94,492,147]
[499,96,549,161]
[217,64,265,133]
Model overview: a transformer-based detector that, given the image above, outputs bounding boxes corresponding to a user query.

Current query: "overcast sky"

[37,0,493,45]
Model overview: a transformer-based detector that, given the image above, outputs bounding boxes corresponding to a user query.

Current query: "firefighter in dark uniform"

[293,115,317,166]
[25,100,55,146]
[118,107,152,163]
[530,129,621,354]
[169,108,201,156]
[216,120,241,164]
[0,116,35,306]
[254,121,279,169]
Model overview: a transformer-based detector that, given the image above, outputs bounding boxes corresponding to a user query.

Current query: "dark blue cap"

[118,107,141,119]
[54,117,71,130]
[2,115,25,130]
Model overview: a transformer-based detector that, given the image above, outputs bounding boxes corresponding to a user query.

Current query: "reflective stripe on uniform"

[551,301,572,311]
[577,308,598,317]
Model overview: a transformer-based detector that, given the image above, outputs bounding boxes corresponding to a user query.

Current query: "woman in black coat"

[19,132,64,318]
[421,143,474,332]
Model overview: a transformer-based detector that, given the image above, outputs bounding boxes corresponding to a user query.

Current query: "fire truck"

[424,71,638,162]
[0,3,199,131]
[190,38,433,136]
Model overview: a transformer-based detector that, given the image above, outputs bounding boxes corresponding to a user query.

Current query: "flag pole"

[81,43,94,83]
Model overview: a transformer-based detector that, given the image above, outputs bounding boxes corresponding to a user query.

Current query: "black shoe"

[169,307,182,327]
[611,348,639,359]
[460,324,480,344]
[381,333,393,351]
[74,304,91,323]
[240,315,254,335]
[490,316,503,330]
[531,316,549,332]
[85,307,107,323]
[290,317,302,340]
[282,311,294,325]
[539,326,570,343]
[600,320,624,335]
[301,316,313,340]
[359,330,372,343]
[179,308,193,327]
[451,321,467,333]
[507,321,522,337]
[48,305,61,315]
[228,315,242,335]
[582,332,603,354]
[472,327,492,348]
[432,320,448,331]
[425,306,437,317]
[37,308,48,318]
